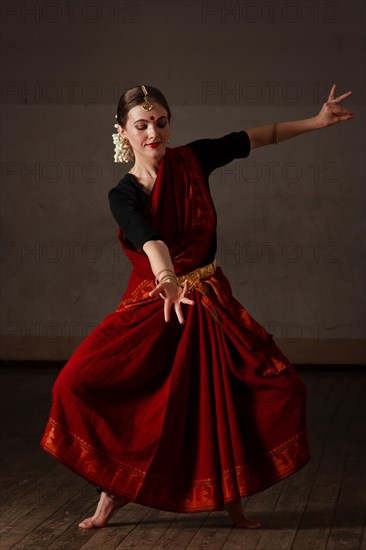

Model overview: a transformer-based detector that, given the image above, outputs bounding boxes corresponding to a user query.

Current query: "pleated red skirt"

[41,263,310,512]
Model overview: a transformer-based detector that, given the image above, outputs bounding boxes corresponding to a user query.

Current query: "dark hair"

[116,85,172,127]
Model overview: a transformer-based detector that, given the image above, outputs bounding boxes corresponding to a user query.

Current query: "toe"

[78,517,95,529]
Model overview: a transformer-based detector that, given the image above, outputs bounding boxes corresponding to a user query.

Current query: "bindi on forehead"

[150,116,155,120]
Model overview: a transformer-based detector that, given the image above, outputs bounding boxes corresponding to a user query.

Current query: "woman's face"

[119,102,170,163]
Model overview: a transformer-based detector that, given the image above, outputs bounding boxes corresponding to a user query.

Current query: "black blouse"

[108,131,251,258]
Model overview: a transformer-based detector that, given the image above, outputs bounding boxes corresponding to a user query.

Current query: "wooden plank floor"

[0,366,365,550]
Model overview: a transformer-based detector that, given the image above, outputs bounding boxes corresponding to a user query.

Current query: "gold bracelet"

[272,122,279,144]
[154,269,176,286]
[158,275,179,286]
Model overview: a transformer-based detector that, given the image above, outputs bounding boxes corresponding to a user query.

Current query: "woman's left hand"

[315,84,353,128]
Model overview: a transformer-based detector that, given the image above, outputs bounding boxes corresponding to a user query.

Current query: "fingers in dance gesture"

[316,84,354,128]
[149,279,195,324]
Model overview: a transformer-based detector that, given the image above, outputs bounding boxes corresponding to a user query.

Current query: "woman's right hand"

[148,279,195,324]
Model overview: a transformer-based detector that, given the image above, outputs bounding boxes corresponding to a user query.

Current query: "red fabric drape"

[41,146,310,512]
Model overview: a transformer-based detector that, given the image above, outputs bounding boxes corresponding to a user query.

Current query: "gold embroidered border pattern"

[177,258,216,292]
[41,418,310,513]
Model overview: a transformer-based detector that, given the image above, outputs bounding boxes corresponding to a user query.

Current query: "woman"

[41,84,353,529]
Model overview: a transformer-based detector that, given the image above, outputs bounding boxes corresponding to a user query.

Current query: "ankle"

[96,486,129,506]
[97,486,117,500]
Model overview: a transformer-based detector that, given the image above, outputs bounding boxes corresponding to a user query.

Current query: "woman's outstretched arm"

[247,84,353,149]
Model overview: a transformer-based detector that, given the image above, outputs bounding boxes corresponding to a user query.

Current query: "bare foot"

[225,500,262,529]
[79,490,129,528]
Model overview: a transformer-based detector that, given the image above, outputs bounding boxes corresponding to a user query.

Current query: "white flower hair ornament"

[112,115,134,163]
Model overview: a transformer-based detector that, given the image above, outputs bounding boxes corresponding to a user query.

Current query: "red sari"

[41,145,310,512]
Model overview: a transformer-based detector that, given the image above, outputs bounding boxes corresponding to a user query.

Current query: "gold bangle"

[158,275,179,286]
[272,122,279,144]
[154,269,176,286]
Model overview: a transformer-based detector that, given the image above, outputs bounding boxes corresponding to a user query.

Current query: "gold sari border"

[177,258,216,292]
[41,418,310,513]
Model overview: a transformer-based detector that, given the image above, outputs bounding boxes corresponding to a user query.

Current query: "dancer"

[41,83,353,529]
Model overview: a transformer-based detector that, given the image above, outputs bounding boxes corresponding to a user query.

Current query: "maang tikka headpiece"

[140,85,153,111]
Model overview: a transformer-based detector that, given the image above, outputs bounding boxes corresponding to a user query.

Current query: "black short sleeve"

[186,131,251,178]
[108,177,163,251]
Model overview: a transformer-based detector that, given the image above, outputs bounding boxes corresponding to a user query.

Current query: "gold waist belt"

[176,258,216,292]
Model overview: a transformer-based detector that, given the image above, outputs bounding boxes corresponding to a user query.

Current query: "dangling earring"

[112,121,135,163]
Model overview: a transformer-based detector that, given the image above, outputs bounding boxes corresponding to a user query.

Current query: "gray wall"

[1,0,365,363]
